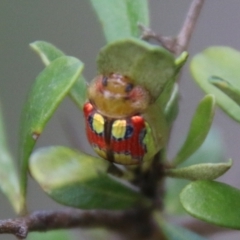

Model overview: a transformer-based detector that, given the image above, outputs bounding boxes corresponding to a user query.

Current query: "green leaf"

[68,75,88,109]
[30,41,65,65]
[142,103,168,154]
[180,180,240,229]
[164,128,225,215]
[164,178,189,215]
[30,41,87,109]
[163,84,179,126]
[19,57,84,208]
[90,0,149,43]
[165,160,232,180]
[0,102,22,213]
[191,46,240,122]
[155,52,187,124]
[209,76,240,106]
[97,38,176,100]
[29,146,144,210]
[173,95,215,165]
[138,103,168,171]
[27,230,72,240]
[154,213,209,240]
[175,51,189,74]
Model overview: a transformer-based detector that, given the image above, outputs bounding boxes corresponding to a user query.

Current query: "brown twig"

[140,0,205,55]
[139,24,177,53]
[176,0,205,54]
[0,208,166,240]
[0,209,132,238]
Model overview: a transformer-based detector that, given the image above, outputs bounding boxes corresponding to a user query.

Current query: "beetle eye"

[125,83,133,92]
[102,76,108,86]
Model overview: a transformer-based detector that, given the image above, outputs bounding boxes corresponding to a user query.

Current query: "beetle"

[83,73,157,165]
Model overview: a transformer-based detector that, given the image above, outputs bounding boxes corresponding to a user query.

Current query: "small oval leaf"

[164,128,225,215]
[163,84,179,126]
[191,46,240,122]
[0,102,22,213]
[19,57,84,204]
[165,160,232,180]
[97,38,176,100]
[155,52,188,123]
[180,180,240,229]
[30,41,87,109]
[209,76,240,106]
[173,95,215,165]
[68,75,88,109]
[142,103,168,154]
[30,146,144,210]
[90,0,149,43]
[30,41,65,66]
[155,81,178,128]
[175,51,189,73]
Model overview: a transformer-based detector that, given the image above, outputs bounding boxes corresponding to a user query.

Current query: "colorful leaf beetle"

[83,73,158,165]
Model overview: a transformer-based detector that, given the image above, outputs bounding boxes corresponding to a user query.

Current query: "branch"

[139,24,176,53]
[140,0,205,55]
[0,208,166,240]
[0,209,127,238]
[176,0,205,54]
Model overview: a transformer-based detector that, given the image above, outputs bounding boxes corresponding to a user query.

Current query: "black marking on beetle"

[102,76,108,87]
[104,118,115,162]
[125,124,134,139]
[125,83,133,92]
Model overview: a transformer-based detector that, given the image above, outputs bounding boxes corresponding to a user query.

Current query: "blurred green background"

[1,1,240,239]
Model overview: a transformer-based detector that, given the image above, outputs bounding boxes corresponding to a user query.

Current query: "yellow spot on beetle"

[114,153,139,165]
[112,120,127,139]
[92,113,104,134]
[93,146,107,159]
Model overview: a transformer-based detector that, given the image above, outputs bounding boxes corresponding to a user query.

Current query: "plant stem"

[140,0,205,55]
[0,208,165,240]
[176,0,205,54]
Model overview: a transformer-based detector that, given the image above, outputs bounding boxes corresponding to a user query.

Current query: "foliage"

[0,0,239,239]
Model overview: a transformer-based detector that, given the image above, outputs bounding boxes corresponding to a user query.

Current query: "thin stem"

[0,208,165,240]
[139,24,176,54]
[176,0,205,54]
[0,209,129,238]
[140,0,205,55]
